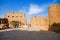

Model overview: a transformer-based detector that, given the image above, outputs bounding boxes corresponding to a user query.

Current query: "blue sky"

[0,0,60,22]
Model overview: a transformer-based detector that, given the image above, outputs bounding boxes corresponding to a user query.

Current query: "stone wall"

[4,12,27,27]
[30,16,48,30]
[48,4,60,26]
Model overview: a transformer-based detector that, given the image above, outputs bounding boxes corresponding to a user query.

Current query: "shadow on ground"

[0,30,60,40]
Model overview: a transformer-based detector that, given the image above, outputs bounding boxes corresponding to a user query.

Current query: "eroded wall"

[30,16,48,30]
[48,4,60,26]
[4,12,27,26]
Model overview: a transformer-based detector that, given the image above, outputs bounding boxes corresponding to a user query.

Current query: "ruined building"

[48,4,60,26]
[0,4,60,30]
[4,12,27,28]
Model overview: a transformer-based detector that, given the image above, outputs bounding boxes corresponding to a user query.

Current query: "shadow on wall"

[0,18,9,29]
[10,21,24,28]
[48,23,60,33]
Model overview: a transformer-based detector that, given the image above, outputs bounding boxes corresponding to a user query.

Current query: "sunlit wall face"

[4,12,27,25]
[48,4,60,26]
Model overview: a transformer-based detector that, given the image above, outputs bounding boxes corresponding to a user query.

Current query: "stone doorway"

[10,21,19,28]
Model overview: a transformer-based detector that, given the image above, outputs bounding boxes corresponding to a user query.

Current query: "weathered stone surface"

[30,16,48,30]
[4,12,27,28]
[48,4,60,26]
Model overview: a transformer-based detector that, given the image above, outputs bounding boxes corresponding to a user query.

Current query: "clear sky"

[0,0,60,22]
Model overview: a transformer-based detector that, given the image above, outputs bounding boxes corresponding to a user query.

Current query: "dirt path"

[0,30,60,40]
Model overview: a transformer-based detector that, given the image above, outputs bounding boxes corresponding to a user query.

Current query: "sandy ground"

[0,29,60,40]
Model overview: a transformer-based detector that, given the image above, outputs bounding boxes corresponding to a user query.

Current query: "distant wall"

[30,16,48,30]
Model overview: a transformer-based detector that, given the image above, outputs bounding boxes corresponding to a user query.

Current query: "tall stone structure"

[48,4,60,26]
[30,16,48,30]
[4,12,27,28]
